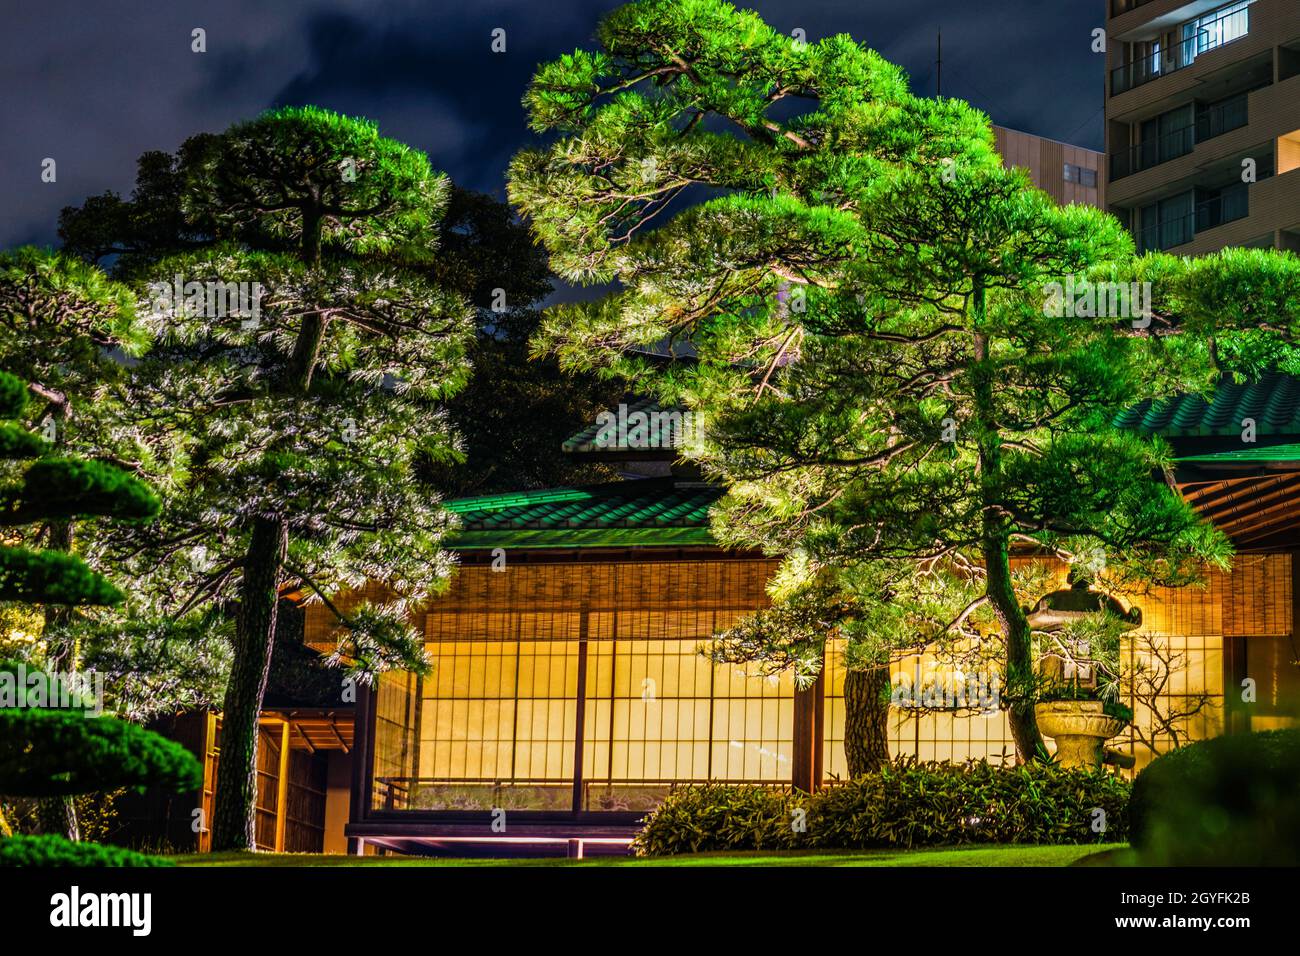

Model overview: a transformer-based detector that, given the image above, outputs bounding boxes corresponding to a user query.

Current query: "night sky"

[0,0,1104,251]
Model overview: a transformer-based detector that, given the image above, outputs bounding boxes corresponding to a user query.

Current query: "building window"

[1279,129,1300,175]
[1136,181,1252,253]
[1138,191,1195,253]
[367,559,797,814]
[1114,94,1251,182]
[1182,1,1253,66]
[1143,104,1196,169]
[1064,163,1098,188]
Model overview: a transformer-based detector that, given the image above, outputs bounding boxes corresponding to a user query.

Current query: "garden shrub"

[0,834,171,867]
[809,760,1129,848]
[1129,728,1300,866]
[633,759,1130,856]
[0,709,203,796]
[631,784,809,856]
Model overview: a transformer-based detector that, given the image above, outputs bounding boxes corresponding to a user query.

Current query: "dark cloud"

[0,0,1104,250]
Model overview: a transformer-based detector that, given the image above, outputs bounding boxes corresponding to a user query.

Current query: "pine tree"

[96,106,472,850]
[509,0,1284,763]
[0,369,196,856]
[0,248,154,666]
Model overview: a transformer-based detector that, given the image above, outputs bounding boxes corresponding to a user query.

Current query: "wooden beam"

[329,719,350,754]
[294,722,318,755]
[351,682,374,827]
[1197,476,1300,517]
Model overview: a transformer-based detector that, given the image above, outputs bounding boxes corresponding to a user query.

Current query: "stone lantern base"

[1035,700,1127,769]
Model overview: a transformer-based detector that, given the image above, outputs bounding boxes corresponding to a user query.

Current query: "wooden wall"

[995,125,1106,208]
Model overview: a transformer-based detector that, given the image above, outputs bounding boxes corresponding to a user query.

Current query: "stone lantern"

[1026,576,1140,769]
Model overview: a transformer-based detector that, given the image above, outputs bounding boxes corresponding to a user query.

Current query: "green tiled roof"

[444,479,721,549]
[1115,372,1300,439]
[562,397,689,456]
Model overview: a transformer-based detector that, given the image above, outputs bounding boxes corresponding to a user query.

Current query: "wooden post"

[571,609,590,813]
[200,711,217,853]
[792,668,825,793]
[274,718,291,852]
[351,681,374,824]
[813,669,825,786]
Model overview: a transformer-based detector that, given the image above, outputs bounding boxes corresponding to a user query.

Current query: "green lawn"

[176,844,1128,867]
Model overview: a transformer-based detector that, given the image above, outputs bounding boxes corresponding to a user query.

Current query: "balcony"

[1110,0,1160,16]
[1111,94,1249,180]
[1136,183,1250,253]
[1111,5,1253,95]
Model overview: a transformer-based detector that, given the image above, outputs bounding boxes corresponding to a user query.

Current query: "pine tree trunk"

[41,517,82,840]
[986,537,1043,761]
[211,515,287,852]
[843,668,890,777]
[971,292,1044,763]
[288,206,328,392]
[36,794,81,842]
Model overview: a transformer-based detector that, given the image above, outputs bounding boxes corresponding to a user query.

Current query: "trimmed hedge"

[1130,728,1300,866]
[633,759,1130,856]
[0,709,203,797]
[0,834,171,867]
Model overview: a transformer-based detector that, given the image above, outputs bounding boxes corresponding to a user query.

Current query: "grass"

[176,843,1126,868]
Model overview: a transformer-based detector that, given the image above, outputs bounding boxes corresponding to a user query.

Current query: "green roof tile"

[444,479,722,549]
[561,398,691,455]
[1115,372,1300,439]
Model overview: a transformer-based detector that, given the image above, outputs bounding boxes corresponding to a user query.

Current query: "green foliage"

[420,188,627,496]
[632,760,1130,856]
[59,139,216,275]
[0,708,203,797]
[183,105,447,262]
[809,761,1129,849]
[77,608,233,720]
[1133,248,1300,382]
[0,546,122,605]
[0,371,28,418]
[1129,729,1300,865]
[0,368,149,609]
[91,107,473,685]
[0,246,148,363]
[0,457,159,525]
[511,1,1286,761]
[0,658,98,710]
[0,833,171,867]
[631,784,807,855]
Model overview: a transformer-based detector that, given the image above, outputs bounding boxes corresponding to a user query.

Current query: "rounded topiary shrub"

[0,709,203,797]
[1129,728,1300,866]
[0,834,172,867]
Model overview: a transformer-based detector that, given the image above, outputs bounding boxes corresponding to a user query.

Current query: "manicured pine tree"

[99,106,472,850]
[510,0,1276,764]
[0,248,156,669]
[61,149,624,500]
[0,369,196,854]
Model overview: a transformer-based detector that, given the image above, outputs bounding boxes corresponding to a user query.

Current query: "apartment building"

[1105,0,1300,255]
